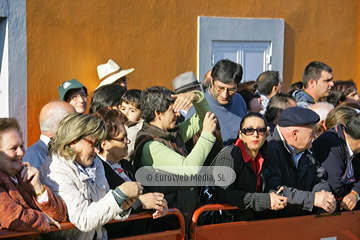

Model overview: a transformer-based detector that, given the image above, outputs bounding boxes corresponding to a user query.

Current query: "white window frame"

[0,0,27,143]
[198,17,284,83]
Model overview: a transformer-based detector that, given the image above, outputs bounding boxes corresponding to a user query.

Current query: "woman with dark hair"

[132,86,217,233]
[213,112,288,221]
[238,90,264,113]
[92,108,168,237]
[237,81,257,93]
[325,80,359,107]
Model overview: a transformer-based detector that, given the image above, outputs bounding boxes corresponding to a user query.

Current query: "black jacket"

[264,127,331,217]
[213,145,271,221]
[312,124,360,198]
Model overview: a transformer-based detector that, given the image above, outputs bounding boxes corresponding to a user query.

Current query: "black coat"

[312,124,360,198]
[264,127,331,217]
[99,158,148,238]
[213,145,271,221]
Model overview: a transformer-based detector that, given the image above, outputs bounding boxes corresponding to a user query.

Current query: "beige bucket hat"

[96,59,134,89]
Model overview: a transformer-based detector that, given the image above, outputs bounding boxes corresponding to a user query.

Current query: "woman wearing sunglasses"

[41,113,143,239]
[92,108,168,237]
[213,112,288,221]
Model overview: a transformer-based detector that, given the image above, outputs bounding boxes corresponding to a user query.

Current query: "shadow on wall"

[284,22,295,90]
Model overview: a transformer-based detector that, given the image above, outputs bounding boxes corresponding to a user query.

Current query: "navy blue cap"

[278,106,319,127]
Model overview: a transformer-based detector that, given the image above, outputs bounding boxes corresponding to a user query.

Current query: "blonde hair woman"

[41,113,142,239]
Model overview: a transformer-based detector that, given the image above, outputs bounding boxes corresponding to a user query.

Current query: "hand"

[21,162,43,194]
[152,201,168,219]
[314,190,336,213]
[42,212,61,229]
[138,192,168,218]
[121,197,137,211]
[340,192,358,211]
[202,112,217,134]
[118,181,143,198]
[171,92,199,112]
[269,192,288,210]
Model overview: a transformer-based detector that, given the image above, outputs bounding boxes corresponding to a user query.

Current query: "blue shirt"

[187,90,247,146]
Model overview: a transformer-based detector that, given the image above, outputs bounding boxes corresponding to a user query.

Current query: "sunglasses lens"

[243,128,255,135]
[258,128,267,135]
[242,128,267,135]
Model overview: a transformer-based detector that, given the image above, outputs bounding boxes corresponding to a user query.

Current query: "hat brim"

[174,83,201,94]
[96,68,134,90]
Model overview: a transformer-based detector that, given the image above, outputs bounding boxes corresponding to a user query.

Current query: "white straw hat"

[96,59,134,89]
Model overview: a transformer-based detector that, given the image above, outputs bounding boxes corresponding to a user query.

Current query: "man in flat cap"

[264,106,336,218]
[313,113,360,211]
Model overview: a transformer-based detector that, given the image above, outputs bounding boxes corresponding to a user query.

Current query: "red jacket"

[0,170,67,232]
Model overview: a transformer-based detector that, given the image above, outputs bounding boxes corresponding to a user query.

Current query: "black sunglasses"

[240,127,267,136]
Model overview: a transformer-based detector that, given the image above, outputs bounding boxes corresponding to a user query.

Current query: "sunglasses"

[82,138,101,148]
[240,127,267,136]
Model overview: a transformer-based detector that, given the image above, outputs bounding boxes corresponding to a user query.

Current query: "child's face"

[120,102,142,122]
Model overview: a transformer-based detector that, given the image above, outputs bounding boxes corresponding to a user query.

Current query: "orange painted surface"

[0,208,185,240]
[26,0,360,145]
[190,204,360,240]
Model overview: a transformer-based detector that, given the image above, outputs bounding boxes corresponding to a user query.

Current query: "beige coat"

[41,154,130,240]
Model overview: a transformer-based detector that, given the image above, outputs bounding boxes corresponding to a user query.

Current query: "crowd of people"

[1,58,360,239]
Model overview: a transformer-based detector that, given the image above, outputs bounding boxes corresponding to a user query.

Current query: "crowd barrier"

[0,208,185,240]
[1,205,360,239]
[189,204,360,240]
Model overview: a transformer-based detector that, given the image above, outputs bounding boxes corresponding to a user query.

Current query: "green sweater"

[140,91,216,175]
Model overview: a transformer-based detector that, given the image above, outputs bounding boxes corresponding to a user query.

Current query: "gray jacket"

[292,89,316,108]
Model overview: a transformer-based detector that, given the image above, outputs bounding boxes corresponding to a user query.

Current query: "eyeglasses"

[112,137,131,144]
[213,82,237,95]
[82,138,101,148]
[240,127,267,136]
[70,93,88,101]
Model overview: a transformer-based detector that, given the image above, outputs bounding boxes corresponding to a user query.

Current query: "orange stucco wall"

[26,0,360,145]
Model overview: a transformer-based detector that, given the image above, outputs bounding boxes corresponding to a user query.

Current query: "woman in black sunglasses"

[212,112,288,221]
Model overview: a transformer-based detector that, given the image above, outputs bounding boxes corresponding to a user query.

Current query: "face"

[294,125,316,152]
[0,129,25,177]
[239,117,267,155]
[314,71,334,99]
[114,76,128,89]
[72,137,99,167]
[104,124,129,162]
[66,88,88,113]
[120,102,141,122]
[159,104,180,130]
[211,80,237,105]
[346,90,360,102]
[249,97,263,113]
